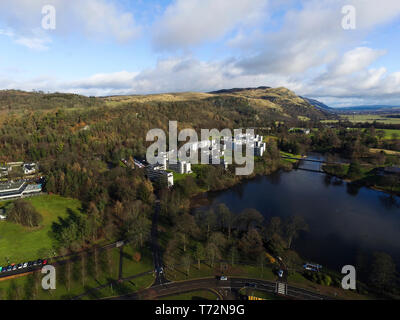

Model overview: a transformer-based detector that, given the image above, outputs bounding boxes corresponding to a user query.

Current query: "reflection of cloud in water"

[204,167,400,268]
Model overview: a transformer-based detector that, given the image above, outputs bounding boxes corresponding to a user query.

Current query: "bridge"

[281,156,348,174]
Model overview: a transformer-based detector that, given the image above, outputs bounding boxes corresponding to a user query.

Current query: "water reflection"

[201,160,400,270]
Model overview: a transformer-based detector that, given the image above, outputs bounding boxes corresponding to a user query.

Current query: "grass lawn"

[0,195,82,263]
[159,290,218,300]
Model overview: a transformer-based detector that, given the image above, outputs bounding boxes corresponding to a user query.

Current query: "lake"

[195,154,400,271]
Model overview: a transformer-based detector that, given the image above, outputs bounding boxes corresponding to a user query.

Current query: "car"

[27,261,33,267]
[12,265,17,271]
[0,266,2,272]
[17,263,23,269]
[42,259,48,265]
[6,265,12,272]
[1,267,7,273]
[33,261,38,266]
[220,276,228,281]
[23,262,28,268]
[278,269,284,278]
[37,259,43,265]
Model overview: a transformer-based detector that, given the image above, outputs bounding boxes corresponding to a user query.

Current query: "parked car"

[6,265,12,272]
[278,269,284,278]
[42,259,48,265]
[220,276,228,281]
[23,262,28,268]
[37,259,43,265]
[12,265,17,271]
[27,261,33,267]
[17,263,23,269]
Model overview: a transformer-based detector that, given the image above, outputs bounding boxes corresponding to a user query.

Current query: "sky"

[0,0,400,107]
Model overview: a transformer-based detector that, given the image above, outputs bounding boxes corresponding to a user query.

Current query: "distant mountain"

[300,97,333,111]
[335,105,400,112]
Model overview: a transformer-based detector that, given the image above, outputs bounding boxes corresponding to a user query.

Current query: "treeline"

[0,90,104,111]
[161,198,309,278]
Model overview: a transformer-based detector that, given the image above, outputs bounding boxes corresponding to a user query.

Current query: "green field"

[0,195,82,263]
[341,114,400,125]
[376,129,400,139]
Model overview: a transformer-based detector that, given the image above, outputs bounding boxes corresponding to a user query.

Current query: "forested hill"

[0,87,333,123]
[0,90,104,111]
[103,86,334,123]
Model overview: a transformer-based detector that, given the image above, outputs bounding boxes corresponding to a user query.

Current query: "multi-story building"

[168,160,192,174]
[0,181,42,200]
[146,165,174,188]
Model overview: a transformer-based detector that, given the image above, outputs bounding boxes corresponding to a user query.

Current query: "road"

[151,199,167,285]
[108,277,330,300]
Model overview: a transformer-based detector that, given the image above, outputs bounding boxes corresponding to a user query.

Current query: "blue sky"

[0,0,400,107]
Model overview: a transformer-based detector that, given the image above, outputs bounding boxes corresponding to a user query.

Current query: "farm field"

[340,114,400,125]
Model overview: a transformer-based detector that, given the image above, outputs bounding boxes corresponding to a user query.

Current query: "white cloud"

[328,47,386,77]
[0,0,140,49]
[152,0,269,50]
[0,28,51,50]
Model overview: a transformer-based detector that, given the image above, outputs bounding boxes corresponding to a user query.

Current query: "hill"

[103,86,334,123]
[300,97,334,111]
[0,90,104,111]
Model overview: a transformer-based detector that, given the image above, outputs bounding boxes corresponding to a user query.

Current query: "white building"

[23,163,37,175]
[146,165,174,188]
[168,160,192,174]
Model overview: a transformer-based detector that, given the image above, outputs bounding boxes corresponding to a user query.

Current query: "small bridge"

[281,156,349,174]
[281,156,345,166]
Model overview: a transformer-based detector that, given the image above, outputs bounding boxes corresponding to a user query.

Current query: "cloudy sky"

[0,0,400,107]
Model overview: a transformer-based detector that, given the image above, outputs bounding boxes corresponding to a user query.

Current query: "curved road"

[108,277,330,300]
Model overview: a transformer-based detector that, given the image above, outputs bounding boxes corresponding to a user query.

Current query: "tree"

[176,213,199,252]
[216,204,234,239]
[194,243,205,270]
[347,162,362,180]
[369,252,397,291]
[206,242,220,268]
[235,208,264,233]
[7,200,43,227]
[238,228,264,260]
[209,232,227,251]
[284,215,308,249]
[182,254,192,276]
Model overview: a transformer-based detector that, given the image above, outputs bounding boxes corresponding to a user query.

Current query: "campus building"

[146,165,174,188]
[0,181,42,200]
[168,160,192,174]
